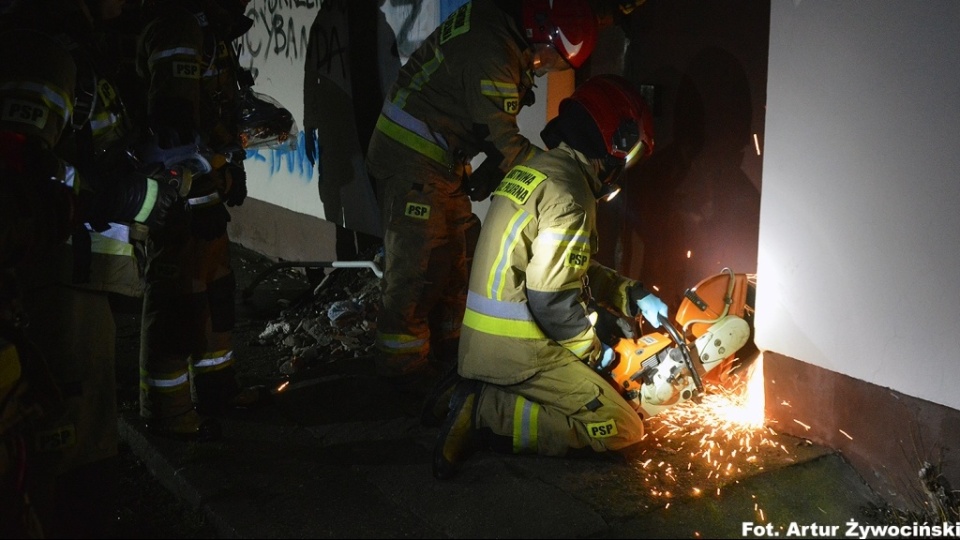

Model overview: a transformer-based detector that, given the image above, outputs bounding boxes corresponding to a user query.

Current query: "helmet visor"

[613,117,645,166]
[532,43,572,77]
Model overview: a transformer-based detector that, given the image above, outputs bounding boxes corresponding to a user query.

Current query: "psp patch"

[173,61,201,79]
[586,419,619,439]
[1,99,48,129]
[35,424,77,452]
[405,202,430,220]
[504,97,520,114]
[565,250,589,270]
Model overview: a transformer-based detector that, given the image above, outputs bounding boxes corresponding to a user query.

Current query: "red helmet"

[565,74,654,165]
[521,0,598,69]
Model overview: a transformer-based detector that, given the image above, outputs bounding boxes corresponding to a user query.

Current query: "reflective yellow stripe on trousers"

[512,395,539,453]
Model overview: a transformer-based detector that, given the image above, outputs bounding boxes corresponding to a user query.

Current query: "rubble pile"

[256,251,383,377]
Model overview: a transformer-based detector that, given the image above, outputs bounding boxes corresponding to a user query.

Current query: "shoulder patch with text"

[586,419,619,439]
[1,99,48,128]
[173,61,201,79]
[503,98,520,114]
[405,202,431,220]
[492,165,546,205]
[439,2,471,44]
[565,250,589,270]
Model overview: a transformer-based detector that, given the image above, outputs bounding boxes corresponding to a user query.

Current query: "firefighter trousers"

[17,257,120,537]
[139,218,241,421]
[474,359,645,456]
[375,176,474,377]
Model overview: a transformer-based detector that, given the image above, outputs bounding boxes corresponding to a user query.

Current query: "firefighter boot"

[420,362,461,428]
[145,409,222,442]
[433,379,482,480]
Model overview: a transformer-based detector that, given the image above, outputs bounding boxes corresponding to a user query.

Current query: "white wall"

[237,0,549,226]
[238,0,318,217]
[236,1,455,218]
[757,1,960,410]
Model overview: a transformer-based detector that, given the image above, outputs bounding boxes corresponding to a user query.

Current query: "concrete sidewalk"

[115,245,890,539]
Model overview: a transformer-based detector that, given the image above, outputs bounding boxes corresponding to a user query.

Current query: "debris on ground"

[864,459,960,525]
[254,246,384,377]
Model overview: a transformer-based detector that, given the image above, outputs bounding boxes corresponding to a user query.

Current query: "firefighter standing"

[134,0,264,441]
[1,0,181,535]
[433,75,669,480]
[0,26,77,539]
[365,0,599,394]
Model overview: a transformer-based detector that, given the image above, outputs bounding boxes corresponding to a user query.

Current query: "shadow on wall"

[303,0,399,260]
[622,46,761,313]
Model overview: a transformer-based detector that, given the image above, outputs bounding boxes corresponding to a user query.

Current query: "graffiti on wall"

[241,0,466,207]
[243,0,317,63]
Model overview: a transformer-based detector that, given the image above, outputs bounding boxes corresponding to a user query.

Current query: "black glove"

[84,172,180,230]
[466,159,505,202]
[142,180,181,229]
[303,127,318,166]
[224,163,247,207]
[189,204,231,241]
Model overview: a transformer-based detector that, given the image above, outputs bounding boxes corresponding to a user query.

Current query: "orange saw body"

[603,269,754,419]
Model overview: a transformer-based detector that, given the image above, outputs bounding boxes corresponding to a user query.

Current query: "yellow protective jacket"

[366,0,541,184]
[459,143,639,385]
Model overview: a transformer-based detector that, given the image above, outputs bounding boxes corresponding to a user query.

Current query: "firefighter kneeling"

[433,75,667,480]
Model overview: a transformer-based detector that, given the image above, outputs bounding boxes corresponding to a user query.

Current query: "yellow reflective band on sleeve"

[493,165,546,205]
[540,226,591,269]
[562,335,594,359]
[134,179,158,223]
[480,80,520,99]
[512,395,539,453]
[393,50,444,109]
[541,226,590,251]
[376,114,450,166]
[462,307,545,339]
[480,80,522,115]
[586,419,619,439]
[487,210,532,300]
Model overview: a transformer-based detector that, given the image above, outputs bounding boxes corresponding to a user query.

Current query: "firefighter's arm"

[586,261,638,319]
[526,201,600,362]
[588,262,668,328]
[464,48,543,174]
[138,12,204,145]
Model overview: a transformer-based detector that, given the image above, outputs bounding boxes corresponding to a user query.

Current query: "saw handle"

[658,314,703,392]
